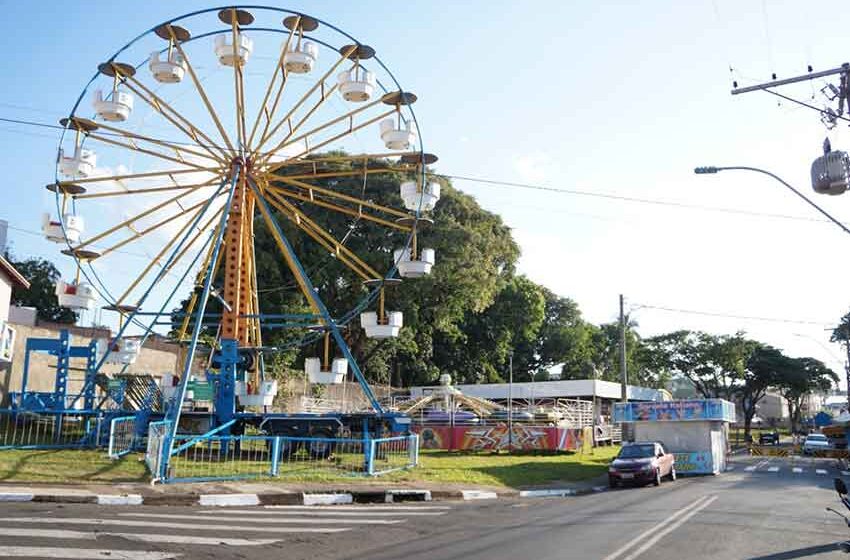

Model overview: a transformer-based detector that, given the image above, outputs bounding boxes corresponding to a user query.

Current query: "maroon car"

[608,441,676,488]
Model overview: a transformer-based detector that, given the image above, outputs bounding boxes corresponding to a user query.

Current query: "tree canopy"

[7,256,77,324]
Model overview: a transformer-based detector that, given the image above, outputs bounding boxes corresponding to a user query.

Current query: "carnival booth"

[613,399,736,475]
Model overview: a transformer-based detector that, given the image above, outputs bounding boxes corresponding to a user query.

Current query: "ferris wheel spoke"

[86,131,220,171]
[265,151,423,173]
[270,176,410,219]
[74,179,219,200]
[59,166,224,186]
[96,195,219,259]
[249,179,323,316]
[122,77,231,162]
[68,183,218,252]
[259,98,384,167]
[247,16,299,150]
[261,108,397,168]
[271,165,411,182]
[84,119,222,166]
[252,45,358,158]
[112,199,222,307]
[267,184,411,232]
[176,214,227,342]
[262,187,380,281]
[168,25,236,155]
[225,10,248,151]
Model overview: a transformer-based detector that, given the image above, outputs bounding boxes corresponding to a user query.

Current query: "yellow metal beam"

[272,175,410,218]
[74,179,219,200]
[168,24,236,155]
[266,185,411,232]
[62,166,224,185]
[247,15,299,150]
[253,45,357,158]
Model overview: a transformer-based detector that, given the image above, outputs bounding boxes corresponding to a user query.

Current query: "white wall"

[0,276,10,324]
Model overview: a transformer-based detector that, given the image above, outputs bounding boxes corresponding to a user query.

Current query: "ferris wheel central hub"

[228,156,254,177]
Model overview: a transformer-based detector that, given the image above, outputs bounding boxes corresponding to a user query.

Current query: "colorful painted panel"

[413,424,584,451]
[613,399,736,423]
[673,451,715,474]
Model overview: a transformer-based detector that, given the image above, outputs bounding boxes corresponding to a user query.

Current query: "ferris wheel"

[42,6,440,411]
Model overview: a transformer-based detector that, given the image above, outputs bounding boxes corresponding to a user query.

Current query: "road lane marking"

[767,467,780,473]
[600,496,712,560]
[0,518,349,534]
[264,505,451,511]
[117,512,402,525]
[842,471,850,476]
[201,509,447,517]
[0,527,278,546]
[817,469,828,475]
[0,547,180,559]
[792,467,803,473]
[619,496,718,560]
[744,466,757,472]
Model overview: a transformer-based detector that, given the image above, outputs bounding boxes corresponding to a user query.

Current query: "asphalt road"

[1,454,849,559]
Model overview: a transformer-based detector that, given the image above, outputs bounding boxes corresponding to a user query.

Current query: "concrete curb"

[4,486,596,506]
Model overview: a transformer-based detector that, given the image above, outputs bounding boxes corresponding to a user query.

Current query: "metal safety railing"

[369,434,419,475]
[150,432,420,483]
[145,420,172,481]
[0,409,103,449]
[107,415,138,459]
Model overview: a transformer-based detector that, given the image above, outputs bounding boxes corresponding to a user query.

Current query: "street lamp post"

[693,166,850,237]
[508,351,513,454]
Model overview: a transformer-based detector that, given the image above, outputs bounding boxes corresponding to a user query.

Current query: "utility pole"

[844,344,850,413]
[619,294,628,403]
[619,294,628,443]
[508,351,513,454]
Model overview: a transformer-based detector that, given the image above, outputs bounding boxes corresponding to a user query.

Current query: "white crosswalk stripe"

[0,503,450,559]
[792,467,803,473]
[0,547,179,559]
[117,512,404,525]
[817,469,828,475]
[767,466,780,473]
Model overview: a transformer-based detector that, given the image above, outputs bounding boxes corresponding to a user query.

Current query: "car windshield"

[807,435,827,441]
[618,444,656,459]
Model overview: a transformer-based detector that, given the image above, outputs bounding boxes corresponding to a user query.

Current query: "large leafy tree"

[776,357,838,433]
[739,345,793,439]
[7,256,77,324]
[171,155,520,387]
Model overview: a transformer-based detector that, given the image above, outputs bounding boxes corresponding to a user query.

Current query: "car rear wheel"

[654,469,662,486]
[609,477,618,489]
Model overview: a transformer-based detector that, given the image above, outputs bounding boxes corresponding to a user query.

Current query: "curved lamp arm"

[694,165,850,237]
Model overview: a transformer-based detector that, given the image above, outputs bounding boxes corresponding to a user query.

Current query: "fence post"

[408,434,419,467]
[270,437,281,477]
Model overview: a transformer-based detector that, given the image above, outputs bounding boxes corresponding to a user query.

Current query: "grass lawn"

[0,446,619,488]
[380,447,620,488]
[0,449,147,484]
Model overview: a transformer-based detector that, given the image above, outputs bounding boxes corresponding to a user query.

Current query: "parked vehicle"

[803,433,831,455]
[608,441,676,488]
[759,431,779,446]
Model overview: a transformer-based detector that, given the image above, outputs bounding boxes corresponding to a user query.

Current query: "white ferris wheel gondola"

[149,50,187,83]
[400,180,440,212]
[235,380,278,407]
[93,88,134,122]
[338,67,376,103]
[214,33,254,67]
[97,338,141,365]
[380,117,417,150]
[55,280,96,311]
[284,41,318,74]
[305,357,348,384]
[58,146,96,179]
[394,247,435,278]
[42,213,84,244]
[360,310,403,339]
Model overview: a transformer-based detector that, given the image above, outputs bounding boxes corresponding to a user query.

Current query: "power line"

[632,302,835,327]
[442,174,846,225]
[4,111,848,226]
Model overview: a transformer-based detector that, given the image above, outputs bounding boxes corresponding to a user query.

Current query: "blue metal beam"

[247,176,384,414]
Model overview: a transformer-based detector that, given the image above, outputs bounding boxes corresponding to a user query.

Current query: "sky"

[1,1,850,383]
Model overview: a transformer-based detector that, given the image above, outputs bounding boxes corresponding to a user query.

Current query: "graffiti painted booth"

[414,424,586,452]
[613,399,736,474]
